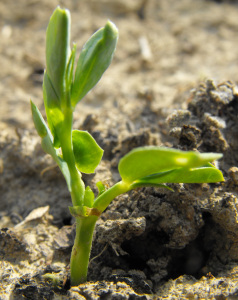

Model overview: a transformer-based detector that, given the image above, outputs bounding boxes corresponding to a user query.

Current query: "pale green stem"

[59,104,92,286]
[70,216,98,285]
[93,181,130,213]
[70,181,130,285]
[60,102,130,285]
[61,107,85,207]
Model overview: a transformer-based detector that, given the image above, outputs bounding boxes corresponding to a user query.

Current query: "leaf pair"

[118,147,224,188]
[43,7,118,147]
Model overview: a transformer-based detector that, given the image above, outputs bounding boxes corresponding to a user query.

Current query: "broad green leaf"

[118,146,223,184]
[46,6,70,101]
[132,165,224,186]
[31,101,71,191]
[71,20,118,107]
[43,72,64,148]
[84,186,94,207]
[72,130,103,174]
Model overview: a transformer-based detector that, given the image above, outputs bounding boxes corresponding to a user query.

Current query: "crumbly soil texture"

[1,0,238,299]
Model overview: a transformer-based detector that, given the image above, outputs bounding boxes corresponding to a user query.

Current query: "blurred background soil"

[1,0,238,128]
[1,0,238,299]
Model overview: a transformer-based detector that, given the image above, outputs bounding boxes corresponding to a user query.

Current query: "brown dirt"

[1,0,238,299]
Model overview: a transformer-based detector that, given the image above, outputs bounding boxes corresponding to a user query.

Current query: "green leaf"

[31,100,48,138]
[133,165,224,186]
[65,43,77,97]
[72,130,104,174]
[84,186,94,207]
[46,6,70,101]
[31,101,71,191]
[43,72,64,148]
[96,181,106,196]
[71,20,118,107]
[118,146,223,184]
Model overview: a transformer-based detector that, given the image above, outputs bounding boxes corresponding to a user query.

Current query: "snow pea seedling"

[31,7,224,286]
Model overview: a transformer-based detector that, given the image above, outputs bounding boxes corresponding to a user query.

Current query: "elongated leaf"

[71,21,118,106]
[31,101,71,191]
[133,165,224,186]
[46,6,70,101]
[43,72,64,148]
[118,146,223,184]
[72,130,103,173]
[31,100,48,138]
[65,43,77,97]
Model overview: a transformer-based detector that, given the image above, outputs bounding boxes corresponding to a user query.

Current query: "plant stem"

[61,107,85,207]
[60,103,129,285]
[70,216,98,285]
[70,181,130,285]
[93,181,130,213]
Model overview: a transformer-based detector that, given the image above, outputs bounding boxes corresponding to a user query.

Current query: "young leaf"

[46,6,70,101]
[43,72,64,148]
[96,181,106,196]
[132,165,224,186]
[31,100,48,138]
[31,101,71,191]
[84,186,94,207]
[118,146,223,184]
[72,130,103,174]
[71,21,118,107]
[65,43,77,97]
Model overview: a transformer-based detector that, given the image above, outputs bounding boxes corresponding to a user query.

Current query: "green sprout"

[31,7,224,286]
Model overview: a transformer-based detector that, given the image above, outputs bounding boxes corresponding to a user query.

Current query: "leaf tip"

[53,5,70,18]
[201,152,223,163]
[30,100,48,138]
[105,20,119,40]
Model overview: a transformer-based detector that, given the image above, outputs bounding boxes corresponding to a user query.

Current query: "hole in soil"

[167,212,217,280]
[119,212,221,282]
[121,230,170,271]
[62,216,72,226]
[167,240,207,279]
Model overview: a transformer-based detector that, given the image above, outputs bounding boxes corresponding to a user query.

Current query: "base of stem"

[70,216,98,286]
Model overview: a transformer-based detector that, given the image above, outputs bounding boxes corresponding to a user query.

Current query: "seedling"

[31,7,224,286]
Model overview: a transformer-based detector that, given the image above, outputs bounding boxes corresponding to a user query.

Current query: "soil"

[1,0,238,299]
